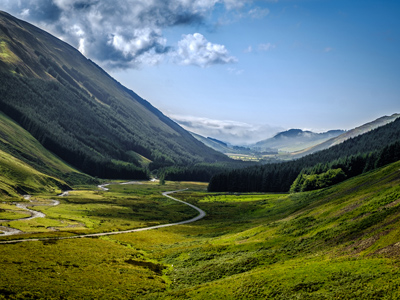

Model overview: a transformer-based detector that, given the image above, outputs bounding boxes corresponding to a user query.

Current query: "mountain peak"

[274,129,312,139]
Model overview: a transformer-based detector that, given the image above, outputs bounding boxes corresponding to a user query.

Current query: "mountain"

[252,129,345,152]
[0,112,74,197]
[190,132,233,153]
[0,11,229,179]
[209,116,400,193]
[290,113,400,159]
[0,148,70,197]
[0,109,94,195]
[190,132,267,155]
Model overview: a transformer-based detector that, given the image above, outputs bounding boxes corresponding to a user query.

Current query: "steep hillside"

[0,11,229,179]
[291,113,400,159]
[252,129,345,152]
[0,111,92,185]
[0,148,70,198]
[190,132,233,153]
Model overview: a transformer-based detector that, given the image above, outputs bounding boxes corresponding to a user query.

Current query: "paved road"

[0,188,206,244]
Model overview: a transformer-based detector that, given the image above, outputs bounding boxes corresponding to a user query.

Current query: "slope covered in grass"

[0,111,92,186]
[146,161,399,298]
[0,161,400,298]
[0,148,70,198]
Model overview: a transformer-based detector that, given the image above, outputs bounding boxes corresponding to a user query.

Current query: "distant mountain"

[252,129,345,152]
[190,132,277,157]
[191,132,233,153]
[209,116,400,193]
[290,114,400,159]
[0,11,229,179]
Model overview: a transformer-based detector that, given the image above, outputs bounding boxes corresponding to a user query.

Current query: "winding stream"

[0,184,206,244]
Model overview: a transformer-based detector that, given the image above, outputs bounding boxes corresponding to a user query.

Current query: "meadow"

[1,162,400,299]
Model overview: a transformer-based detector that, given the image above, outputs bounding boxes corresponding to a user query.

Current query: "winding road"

[0,186,206,244]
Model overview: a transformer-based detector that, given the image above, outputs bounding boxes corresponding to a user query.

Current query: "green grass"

[0,41,19,64]
[0,111,94,186]
[1,163,400,299]
[0,148,68,198]
[0,204,30,220]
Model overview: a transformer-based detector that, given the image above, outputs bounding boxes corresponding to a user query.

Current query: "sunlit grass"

[1,163,400,298]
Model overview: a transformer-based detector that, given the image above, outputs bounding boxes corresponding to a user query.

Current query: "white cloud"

[227,67,244,75]
[170,114,283,145]
[20,8,30,17]
[248,7,269,19]
[174,33,237,67]
[244,45,253,53]
[0,0,248,69]
[258,43,276,51]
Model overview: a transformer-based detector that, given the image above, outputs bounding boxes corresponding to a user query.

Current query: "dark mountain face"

[0,11,229,179]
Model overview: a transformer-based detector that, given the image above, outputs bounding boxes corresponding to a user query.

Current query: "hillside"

[1,161,400,298]
[190,132,267,155]
[0,148,70,198]
[0,111,92,185]
[0,11,229,179]
[290,113,400,159]
[252,129,345,152]
[190,132,233,153]
[209,116,400,193]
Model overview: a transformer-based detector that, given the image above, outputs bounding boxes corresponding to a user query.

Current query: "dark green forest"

[158,160,258,182]
[208,118,400,192]
[0,69,229,180]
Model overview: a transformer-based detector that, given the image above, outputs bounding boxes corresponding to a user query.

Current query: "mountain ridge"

[251,128,345,152]
[0,11,230,179]
[290,113,400,159]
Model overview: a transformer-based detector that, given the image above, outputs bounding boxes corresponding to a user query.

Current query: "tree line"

[208,118,400,193]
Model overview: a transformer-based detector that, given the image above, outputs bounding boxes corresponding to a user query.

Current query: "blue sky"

[1,0,399,144]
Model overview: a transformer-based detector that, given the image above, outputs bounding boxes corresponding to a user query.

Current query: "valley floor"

[1,162,400,299]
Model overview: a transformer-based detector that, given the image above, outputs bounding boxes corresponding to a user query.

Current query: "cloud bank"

[0,0,257,69]
[170,115,284,145]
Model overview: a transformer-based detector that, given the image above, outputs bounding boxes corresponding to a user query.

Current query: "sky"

[1,0,399,144]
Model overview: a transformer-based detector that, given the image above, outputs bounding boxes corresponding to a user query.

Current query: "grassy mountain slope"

[0,111,92,185]
[0,110,89,197]
[0,11,229,179]
[291,113,400,159]
[190,132,233,153]
[252,129,345,153]
[0,148,70,198]
[158,160,400,298]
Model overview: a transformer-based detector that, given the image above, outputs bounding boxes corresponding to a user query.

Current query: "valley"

[0,8,400,300]
[0,182,205,243]
[1,162,400,298]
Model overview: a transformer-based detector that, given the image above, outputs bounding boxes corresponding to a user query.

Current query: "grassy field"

[1,162,400,299]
